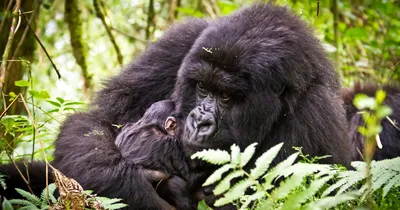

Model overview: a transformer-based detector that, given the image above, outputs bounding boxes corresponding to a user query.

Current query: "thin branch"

[9,2,41,70]
[20,8,61,79]
[109,26,146,43]
[0,0,14,34]
[93,0,123,66]
[1,0,21,89]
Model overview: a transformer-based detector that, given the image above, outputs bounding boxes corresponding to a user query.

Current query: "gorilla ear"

[165,116,177,135]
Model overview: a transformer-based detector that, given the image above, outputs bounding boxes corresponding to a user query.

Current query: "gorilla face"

[115,100,184,163]
[173,4,349,164]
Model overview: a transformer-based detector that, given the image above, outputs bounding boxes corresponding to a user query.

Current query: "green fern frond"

[230,144,241,165]
[213,170,245,195]
[281,175,333,210]
[303,193,356,210]
[240,143,258,167]
[94,197,128,209]
[8,198,36,206]
[203,164,234,186]
[262,152,299,190]
[214,179,258,207]
[15,188,42,206]
[271,174,304,200]
[191,149,231,165]
[40,183,57,204]
[18,205,40,210]
[239,191,264,210]
[250,142,284,179]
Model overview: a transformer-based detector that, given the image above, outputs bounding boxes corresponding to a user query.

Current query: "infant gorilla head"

[114,100,202,209]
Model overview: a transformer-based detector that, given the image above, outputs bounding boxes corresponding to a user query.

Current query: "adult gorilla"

[342,84,400,160]
[173,4,352,165]
[2,3,353,210]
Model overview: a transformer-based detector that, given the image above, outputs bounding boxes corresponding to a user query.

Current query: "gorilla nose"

[186,108,217,142]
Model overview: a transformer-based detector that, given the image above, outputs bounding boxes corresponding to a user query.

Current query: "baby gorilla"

[115,100,206,210]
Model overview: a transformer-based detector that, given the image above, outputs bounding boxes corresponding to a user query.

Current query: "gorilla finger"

[142,169,170,183]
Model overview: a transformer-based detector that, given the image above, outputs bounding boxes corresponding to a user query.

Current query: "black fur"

[0,162,51,199]
[50,18,210,210]
[5,3,395,210]
[114,100,209,210]
[173,4,352,166]
[342,84,400,160]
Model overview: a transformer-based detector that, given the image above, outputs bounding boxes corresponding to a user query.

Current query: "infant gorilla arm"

[115,100,210,210]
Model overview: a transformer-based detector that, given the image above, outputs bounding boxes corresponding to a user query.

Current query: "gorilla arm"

[53,110,174,209]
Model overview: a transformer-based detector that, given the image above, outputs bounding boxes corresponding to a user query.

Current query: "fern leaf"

[214,179,257,207]
[254,199,274,210]
[322,170,365,197]
[372,169,396,191]
[96,197,125,206]
[105,203,129,210]
[213,170,245,195]
[281,175,333,210]
[350,161,368,171]
[15,188,42,206]
[203,164,234,186]
[19,206,40,210]
[281,163,333,178]
[271,174,303,200]
[240,143,258,167]
[230,144,241,165]
[192,149,231,165]
[262,152,299,189]
[303,193,356,210]
[40,183,57,204]
[383,173,400,197]
[250,142,284,179]
[9,199,36,206]
[336,171,366,194]
[239,191,264,210]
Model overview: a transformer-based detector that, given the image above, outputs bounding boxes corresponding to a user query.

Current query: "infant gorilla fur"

[115,100,208,210]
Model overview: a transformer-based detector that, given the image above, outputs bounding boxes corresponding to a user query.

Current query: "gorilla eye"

[196,81,208,96]
[221,92,230,101]
[197,81,205,90]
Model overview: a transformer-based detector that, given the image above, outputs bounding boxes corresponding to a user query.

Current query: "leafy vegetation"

[0,0,399,209]
[192,143,400,210]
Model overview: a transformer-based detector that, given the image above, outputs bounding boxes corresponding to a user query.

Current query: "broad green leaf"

[56,97,65,103]
[353,94,376,110]
[375,90,386,104]
[15,80,30,87]
[46,100,61,108]
[2,198,13,210]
